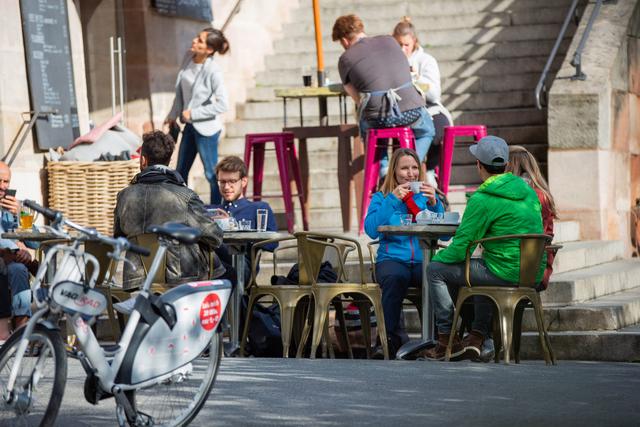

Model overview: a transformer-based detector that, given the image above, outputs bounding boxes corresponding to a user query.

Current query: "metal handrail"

[535,0,582,109]
[221,0,244,32]
[570,0,612,81]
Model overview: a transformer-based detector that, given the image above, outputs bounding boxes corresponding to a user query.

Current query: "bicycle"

[0,200,232,426]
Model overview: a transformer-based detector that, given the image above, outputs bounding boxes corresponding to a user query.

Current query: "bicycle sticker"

[199,293,221,331]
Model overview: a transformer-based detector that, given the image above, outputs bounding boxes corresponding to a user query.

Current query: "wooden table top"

[274,83,430,98]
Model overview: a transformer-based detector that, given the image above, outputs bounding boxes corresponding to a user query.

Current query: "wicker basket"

[47,160,139,235]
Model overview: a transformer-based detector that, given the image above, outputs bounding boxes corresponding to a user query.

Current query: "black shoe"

[371,341,397,360]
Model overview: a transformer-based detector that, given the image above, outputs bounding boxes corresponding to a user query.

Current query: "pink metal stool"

[243,132,308,233]
[359,127,416,234]
[439,125,488,196]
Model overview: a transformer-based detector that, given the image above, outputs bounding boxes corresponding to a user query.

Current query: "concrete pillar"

[548,0,640,254]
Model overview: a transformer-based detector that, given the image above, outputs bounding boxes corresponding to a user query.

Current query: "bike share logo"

[199,293,221,331]
[52,281,106,316]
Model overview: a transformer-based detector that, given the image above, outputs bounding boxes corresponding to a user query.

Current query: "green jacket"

[433,173,545,283]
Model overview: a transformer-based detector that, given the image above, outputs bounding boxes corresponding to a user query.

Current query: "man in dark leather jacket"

[114,131,225,289]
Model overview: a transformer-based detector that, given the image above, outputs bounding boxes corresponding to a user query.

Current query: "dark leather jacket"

[114,165,224,289]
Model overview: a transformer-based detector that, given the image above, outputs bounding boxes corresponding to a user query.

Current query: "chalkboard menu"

[20,0,80,150]
[152,0,213,23]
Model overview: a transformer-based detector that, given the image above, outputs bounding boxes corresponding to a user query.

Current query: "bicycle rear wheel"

[119,331,222,427]
[0,324,67,427]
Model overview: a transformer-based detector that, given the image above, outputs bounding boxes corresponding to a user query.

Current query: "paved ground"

[40,358,640,426]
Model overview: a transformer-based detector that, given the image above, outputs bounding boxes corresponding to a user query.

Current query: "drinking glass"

[19,204,34,229]
[399,214,413,226]
[256,209,268,232]
[239,219,252,231]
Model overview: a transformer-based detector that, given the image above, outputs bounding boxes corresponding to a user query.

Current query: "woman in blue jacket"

[365,148,444,356]
[165,27,229,205]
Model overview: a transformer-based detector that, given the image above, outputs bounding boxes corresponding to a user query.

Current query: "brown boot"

[460,330,484,360]
[12,316,29,331]
[420,333,465,361]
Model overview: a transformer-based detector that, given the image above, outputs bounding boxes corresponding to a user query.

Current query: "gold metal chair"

[240,235,313,357]
[445,234,556,365]
[295,232,389,360]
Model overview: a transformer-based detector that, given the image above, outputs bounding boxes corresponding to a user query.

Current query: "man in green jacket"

[425,136,545,361]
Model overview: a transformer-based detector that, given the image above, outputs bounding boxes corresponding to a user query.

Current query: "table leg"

[337,133,353,232]
[421,244,435,342]
[229,252,246,352]
[318,97,328,126]
[298,138,310,226]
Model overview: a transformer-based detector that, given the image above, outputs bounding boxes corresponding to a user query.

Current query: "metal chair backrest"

[464,233,552,288]
[295,232,365,285]
[519,235,550,287]
[130,233,165,284]
[84,240,117,285]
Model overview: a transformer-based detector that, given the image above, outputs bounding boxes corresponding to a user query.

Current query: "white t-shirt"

[180,61,204,108]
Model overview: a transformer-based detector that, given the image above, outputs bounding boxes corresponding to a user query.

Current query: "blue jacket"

[0,210,18,250]
[364,191,444,264]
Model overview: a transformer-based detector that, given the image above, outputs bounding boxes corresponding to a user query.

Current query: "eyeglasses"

[217,178,241,186]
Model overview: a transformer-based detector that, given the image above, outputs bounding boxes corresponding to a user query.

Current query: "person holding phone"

[0,161,33,341]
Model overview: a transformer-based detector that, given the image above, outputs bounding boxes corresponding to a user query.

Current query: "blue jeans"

[428,260,514,337]
[177,124,222,205]
[0,262,32,318]
[359,107,435,177]
[375,260,422,348]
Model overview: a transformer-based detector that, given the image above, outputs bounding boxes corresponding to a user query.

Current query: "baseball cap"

[469,136,508,166]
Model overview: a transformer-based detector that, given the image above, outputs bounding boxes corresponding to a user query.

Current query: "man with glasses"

[207,156,277,233]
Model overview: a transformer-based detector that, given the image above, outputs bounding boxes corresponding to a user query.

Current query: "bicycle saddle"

[147,222,202,244]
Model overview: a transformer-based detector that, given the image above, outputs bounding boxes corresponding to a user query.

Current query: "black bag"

[241,296,283,357]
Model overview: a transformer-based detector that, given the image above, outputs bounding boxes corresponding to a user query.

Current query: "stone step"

[219,136,340,157]
[553,240,624,274]
[288,7,571,39]
[544,259,640,304]
[308,0,574,15]
[227,107,546,139]
[273,24,569,54]
[238,89,540,121]
[245,71,550,102]
[453,107,547,128]
[266,39,572,73]
[519,329,640,362]
[256,56,556,87]
[553,221,581,243]
[523,286,640,332]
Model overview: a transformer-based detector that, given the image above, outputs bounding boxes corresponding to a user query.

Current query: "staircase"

[198,0,584,230]
[520,221,640,362]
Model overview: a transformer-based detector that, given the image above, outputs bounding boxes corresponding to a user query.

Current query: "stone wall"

[0,0,89,205]
[548,0,640,254]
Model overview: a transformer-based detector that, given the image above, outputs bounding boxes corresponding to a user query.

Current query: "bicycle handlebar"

[23,200,151,256]
[23,199,62,222]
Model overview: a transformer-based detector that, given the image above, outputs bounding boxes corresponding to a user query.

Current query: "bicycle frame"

[5,221,231,401]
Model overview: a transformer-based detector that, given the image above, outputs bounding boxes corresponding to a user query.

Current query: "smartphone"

[4,189,16,198]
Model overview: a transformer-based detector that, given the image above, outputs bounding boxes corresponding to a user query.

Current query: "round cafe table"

[377,224,458,355]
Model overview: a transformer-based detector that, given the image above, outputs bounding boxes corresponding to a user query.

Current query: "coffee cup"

[409,181,422,194]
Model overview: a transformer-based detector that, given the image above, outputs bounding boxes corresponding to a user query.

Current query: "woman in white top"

[165,28,229,204]
[393,17,452,179]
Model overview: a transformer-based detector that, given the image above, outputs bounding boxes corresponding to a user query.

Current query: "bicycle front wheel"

[120,331,222,427]
[0,324,68,427]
